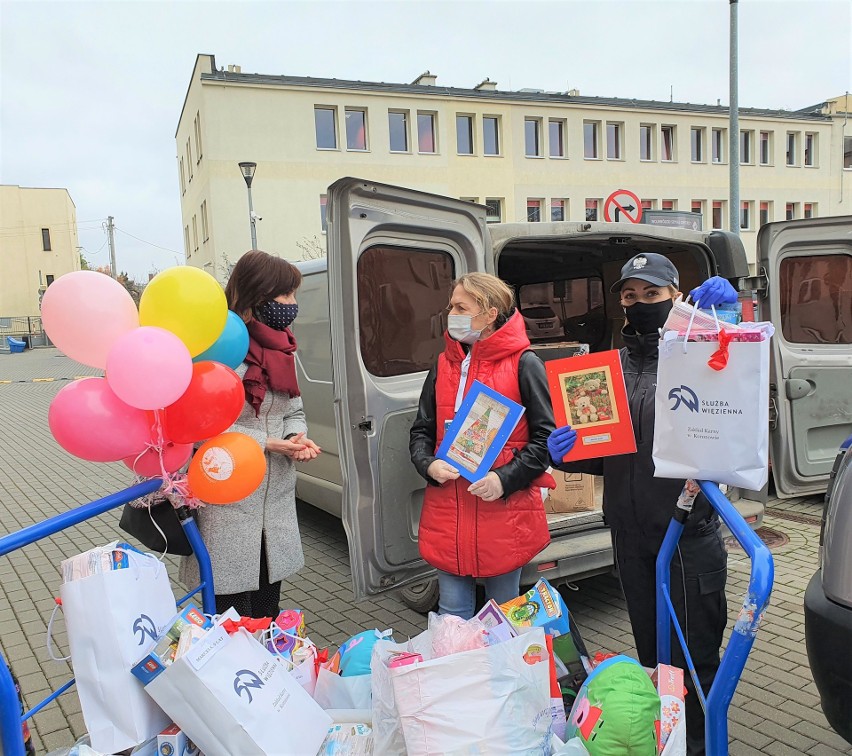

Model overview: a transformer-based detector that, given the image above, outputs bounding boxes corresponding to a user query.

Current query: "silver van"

[292,178,852,609]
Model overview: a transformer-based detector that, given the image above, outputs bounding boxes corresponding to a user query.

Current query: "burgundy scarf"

[243,319,300,416]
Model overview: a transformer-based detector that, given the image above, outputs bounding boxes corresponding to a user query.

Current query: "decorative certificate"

[546,349,636,461]
[436,380,525,483]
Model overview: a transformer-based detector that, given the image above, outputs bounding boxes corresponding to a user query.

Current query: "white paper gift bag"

[313,665,373,710]
[59,547,176,754]
[145,626,331,756]
[389,628,553,756]
[653,333,770,490]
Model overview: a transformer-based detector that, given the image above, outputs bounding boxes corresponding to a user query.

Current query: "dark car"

[805,434,852,745]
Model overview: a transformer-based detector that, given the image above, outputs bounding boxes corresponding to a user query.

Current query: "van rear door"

[759,215,852,497]
[326,178,491,600]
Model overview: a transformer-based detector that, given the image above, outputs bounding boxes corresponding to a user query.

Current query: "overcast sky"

[2,0,850,281]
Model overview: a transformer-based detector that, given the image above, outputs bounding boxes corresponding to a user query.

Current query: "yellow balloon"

[139,267,228,357]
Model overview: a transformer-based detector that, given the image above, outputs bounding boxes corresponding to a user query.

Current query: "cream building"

[0,185,81,318]
[176,54,851,278]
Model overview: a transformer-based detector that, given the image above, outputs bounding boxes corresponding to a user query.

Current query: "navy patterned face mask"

[257,300,298,330]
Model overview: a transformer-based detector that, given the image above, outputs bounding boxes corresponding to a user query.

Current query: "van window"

[518,277,606,346]
[357,246,455,376]
[779,254,852,344]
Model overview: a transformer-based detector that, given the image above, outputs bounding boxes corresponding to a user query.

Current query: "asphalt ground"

[1,348,849,755]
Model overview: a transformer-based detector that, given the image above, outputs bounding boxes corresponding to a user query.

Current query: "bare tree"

[295,235,327,261]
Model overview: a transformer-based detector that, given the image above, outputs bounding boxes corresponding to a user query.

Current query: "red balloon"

[163,361,245,444]
[122,442,194,477]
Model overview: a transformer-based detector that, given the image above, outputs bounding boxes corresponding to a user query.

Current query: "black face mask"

[257,301,298,331]
[623,299,673,334]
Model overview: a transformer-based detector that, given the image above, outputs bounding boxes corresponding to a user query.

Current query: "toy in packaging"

[475,598,518,644]
[132,603,212,683]
[157,723,201,756]
[60,541,142,583]
[318,723,373,755]
[499,578,570,637]
[331,628,393,677]
[652,664,686,755]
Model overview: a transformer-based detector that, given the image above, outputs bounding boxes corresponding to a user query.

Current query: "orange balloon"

[187,432,266,504]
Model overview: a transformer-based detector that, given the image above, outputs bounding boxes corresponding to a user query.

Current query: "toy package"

[652,664,687,755]
[131,603,212,684]
[474,598,518,644]
[60,541,143,583]
[499,578,571,636]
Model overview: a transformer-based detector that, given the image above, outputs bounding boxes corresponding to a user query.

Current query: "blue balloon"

[192,311,249,369]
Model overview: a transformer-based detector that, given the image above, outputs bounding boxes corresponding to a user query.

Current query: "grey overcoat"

[180,364,308,595]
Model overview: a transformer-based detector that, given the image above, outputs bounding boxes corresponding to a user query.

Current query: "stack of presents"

[38,542,685,755]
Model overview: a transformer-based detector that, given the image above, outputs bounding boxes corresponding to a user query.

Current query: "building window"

[186,140,193,180]
[194,112,203,162]
[785,202,799,220]
[417,112,437,153]
[740,131,753,164]
[606,122,622,160]
[691,127,704,162]
[41,228,51,251]
[641,200,655,213]
[639,124,654,161]
[179,157,186,195]
[804,132,817,167]
[485,198,502,223]
[662,199,675,210]
[314,107,337,149]
[525,118,542,157]
[184,226,190,257]
[584,121,599,159]
[550,199,566,221]
[201,200,209,242]
[661,125,675,161]
[804,202,816,219]
[456,114,474,155]
[786,132,798,166]
[712,128,725,164]
[192,215,199,253]
[845,136,852,169]
[712,200,723,229]
[320,194,328,232]
[759,201,771,227]
[585,198,600,221]
[388,111,409,152]
[760,131,772,165]
[345,109,368,151]
[740,201,752,230]
[549,119,565,158]
[691,200,705,218]
[482,116,500,156]
[45,274,54,286]
[527,199,542,222]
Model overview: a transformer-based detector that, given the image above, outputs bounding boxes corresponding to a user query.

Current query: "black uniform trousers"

[613,522,728,756]
[214,536,282,619]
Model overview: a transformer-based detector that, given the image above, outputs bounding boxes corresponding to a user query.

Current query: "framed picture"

[546,349,636,461]
[435,380,525,483]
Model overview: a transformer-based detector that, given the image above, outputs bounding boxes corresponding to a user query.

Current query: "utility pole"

[106,215,118,278]
[729,0,740,236]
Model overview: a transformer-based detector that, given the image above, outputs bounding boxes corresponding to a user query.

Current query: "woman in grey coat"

[181,250,320,618]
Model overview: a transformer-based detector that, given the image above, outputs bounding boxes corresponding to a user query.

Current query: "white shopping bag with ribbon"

[653,305,773,490]
[389,628,553,756]
[145,626,331,755]
[58,544,176,754]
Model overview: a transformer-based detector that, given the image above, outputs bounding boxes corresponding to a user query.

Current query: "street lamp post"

[238,161,258,250]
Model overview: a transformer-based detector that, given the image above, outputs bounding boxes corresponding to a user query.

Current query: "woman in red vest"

[410,273,556,619]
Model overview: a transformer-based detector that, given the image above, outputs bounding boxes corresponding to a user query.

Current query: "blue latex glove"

[548,426,577,464]
[689,276,738,308]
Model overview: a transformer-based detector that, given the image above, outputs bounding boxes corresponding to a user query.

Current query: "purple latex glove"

[689,276,738,308]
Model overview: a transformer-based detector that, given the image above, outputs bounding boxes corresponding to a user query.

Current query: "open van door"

[759,215,852,497]
[327,178,492,599]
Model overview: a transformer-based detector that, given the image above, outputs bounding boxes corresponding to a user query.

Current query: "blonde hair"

[454,273,515,319]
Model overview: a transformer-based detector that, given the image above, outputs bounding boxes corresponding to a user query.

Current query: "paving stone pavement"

[1,348,850,755]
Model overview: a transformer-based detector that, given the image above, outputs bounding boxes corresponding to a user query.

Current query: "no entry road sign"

[604,189,643,224]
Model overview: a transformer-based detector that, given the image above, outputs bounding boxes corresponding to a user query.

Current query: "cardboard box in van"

[545,473,598,514]
[530,341,589,362]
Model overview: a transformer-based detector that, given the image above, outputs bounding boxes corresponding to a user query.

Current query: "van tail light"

[537,561,558,572]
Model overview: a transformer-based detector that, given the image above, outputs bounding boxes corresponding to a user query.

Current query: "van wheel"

[399,579,439,614]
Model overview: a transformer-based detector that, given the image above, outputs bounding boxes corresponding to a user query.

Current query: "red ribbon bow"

[707,329,732,371]
[221,617,272,635]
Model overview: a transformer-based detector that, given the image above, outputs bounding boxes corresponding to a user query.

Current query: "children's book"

[545,349,636,462]
[435,380,525,483]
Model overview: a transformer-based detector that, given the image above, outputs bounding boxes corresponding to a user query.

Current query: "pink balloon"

[123,442,194,477]
[41,271,139,369]
[106,327,193,410]
[48,378,153,462]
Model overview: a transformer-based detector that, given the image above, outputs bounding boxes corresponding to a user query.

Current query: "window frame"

[691,127,705,163]
[527,198,543,223]
[548,118,566,158]
[186,139,193,181]
[759,131,772,166]
[844,135,852,169]
[583,121,600,160]
[483,115,501,156]
[41,228,51,251]
[585,198,600,221]
[740,130,753,165]
[712,200,724,230]
[344,108,369,152]
[759,201,771,227]
[314,106,339,150]
[786,131,799,166]
[192,215,199,253]
[485,198,503,223]
[639,124,655,162]
[320,194,328,233]
[711,127,725,164]
[803,202,816,219]
[606,121,623,160]
[417,111,438,154]
[179,157,186,195]
[662,199,676,211]
[184,226,190,257]
[740,200,752,231]
[455,113,475,155]
[660,125,676,162]
[201,200,209,242]
[388,110,410,153]
[524,117,543,158]
[804,132,817,167]
[785,202,799,220]
[550,198,566,222]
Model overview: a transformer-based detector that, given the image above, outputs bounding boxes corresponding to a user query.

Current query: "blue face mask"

[258,301,298,330]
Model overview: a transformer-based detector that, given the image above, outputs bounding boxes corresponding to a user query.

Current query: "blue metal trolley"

[656,481,775,756]
[0,479,215,756]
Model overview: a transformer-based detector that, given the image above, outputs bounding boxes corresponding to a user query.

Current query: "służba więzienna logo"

[132,614,158,645]
[668,385,699,413]
[233,669,264,703]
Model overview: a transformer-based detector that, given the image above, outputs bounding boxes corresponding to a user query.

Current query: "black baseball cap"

[610,252,680,293]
